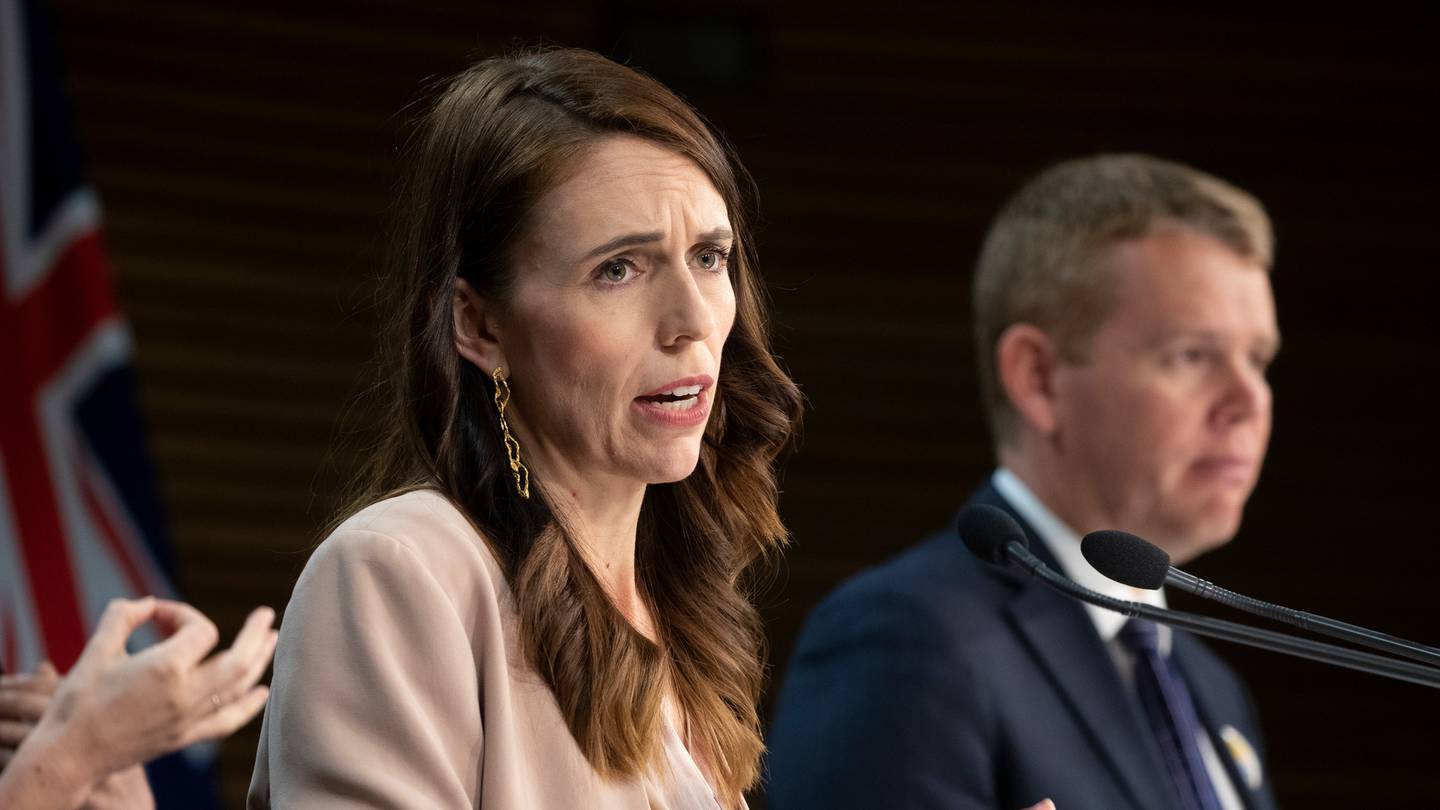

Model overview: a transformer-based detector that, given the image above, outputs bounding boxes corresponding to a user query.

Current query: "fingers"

[0,663,58,697]
[145,601,220,668]
[0,719,34,747]
[150,600,210,638]
[226,607,276,668]
[47,602,276,769]
[0,662,60,770]
[1024,801,1056,810]
[230,628,279,699]
[32,661,58,690]
[201,628,277,713]
[192,608,276,704]
[0,689,51,722]
[82,597,159,659]
[182,684,269,746]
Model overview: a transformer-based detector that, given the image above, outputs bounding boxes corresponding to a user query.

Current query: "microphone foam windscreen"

[957,505,1029,565]
[1081,530,1171,590]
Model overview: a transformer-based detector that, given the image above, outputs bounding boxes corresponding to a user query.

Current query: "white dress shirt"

[992,469,1245,810]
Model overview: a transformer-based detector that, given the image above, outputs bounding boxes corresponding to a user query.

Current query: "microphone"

[957,502,1029,565]
[1081,529,1440,669]
[958,505,1440,689]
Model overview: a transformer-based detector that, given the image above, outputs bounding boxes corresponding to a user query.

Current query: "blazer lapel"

[968,485,1176,810]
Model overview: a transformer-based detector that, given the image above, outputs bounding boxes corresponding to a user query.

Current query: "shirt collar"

[991,468,1171,653]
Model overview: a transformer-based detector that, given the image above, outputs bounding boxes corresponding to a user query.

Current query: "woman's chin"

[641,447,705,485]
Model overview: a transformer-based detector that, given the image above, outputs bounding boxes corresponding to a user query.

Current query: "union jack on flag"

[1,0,219,804]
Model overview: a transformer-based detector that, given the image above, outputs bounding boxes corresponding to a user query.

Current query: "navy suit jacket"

[766,483,1278,810]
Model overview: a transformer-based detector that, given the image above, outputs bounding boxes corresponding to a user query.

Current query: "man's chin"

[1164,510,1244,565]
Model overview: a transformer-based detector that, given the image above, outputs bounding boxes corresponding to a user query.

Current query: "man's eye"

[1163,346,1211,368]
[1172,346,1215,366]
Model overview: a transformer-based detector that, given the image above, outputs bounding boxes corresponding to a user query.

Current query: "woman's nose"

[657,264,717,348]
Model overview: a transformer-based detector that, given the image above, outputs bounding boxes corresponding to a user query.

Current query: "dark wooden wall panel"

[45,2,1439,805]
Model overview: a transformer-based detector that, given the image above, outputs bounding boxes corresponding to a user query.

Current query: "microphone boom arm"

[1166,568,1440,669]
[1008,542,1440,690]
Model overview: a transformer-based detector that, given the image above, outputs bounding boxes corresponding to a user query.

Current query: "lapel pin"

[1219,724,1264,790]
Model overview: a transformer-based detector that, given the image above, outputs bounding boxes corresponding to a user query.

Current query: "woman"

[247,47,802,809]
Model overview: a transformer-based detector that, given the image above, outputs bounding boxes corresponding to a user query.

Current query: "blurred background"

[7,0,1438,805]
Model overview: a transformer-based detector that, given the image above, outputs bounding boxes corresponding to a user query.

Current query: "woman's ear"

[453,279,504,374]
[995,323,1061,437]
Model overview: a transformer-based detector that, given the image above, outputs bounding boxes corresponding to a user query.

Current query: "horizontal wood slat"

[42,2,1440,805]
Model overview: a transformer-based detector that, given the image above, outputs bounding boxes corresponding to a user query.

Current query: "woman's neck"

[529,454,655,637]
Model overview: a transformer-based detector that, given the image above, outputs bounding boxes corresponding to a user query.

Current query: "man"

[767,155,1281,810]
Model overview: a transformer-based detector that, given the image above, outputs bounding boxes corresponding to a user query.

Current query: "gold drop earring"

[492,366,530,499]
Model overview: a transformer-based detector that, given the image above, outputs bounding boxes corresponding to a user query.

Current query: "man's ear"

[453,279,504,374]
[995,323,1061,436]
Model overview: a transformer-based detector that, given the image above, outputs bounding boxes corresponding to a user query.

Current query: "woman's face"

[487,135,737,490]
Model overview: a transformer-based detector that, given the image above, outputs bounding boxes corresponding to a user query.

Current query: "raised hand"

[46,598,277,778]
[0,597,277,810]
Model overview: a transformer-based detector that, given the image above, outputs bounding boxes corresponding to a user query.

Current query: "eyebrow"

[1150,328,1283,354]
[580,227,735,261]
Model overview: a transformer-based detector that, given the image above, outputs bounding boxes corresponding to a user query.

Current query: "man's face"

[1051,225,1279,563]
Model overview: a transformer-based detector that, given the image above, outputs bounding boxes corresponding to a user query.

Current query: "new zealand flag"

[0,0,220,805]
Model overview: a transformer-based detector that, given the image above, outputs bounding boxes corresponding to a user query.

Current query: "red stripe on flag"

[15,232,119,378]
[74,446,153,599]
[0,231,118,669]
[0,375,87,669]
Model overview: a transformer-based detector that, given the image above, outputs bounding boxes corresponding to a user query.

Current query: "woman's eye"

[599,260,633,284]
[696,247,729,272]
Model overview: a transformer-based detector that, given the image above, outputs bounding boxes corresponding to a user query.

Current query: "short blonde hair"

[972,153,1273,444]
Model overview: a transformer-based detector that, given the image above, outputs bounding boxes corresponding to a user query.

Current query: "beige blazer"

[248,489,720,809]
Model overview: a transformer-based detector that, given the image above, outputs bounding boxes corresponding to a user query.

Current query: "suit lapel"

[1172,636,1275,810]
[968,485,1177,810]
[1006,582,1177,810]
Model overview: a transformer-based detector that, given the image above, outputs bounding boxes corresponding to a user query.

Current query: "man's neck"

[998,444,1106,537]
[990,466,1168,644]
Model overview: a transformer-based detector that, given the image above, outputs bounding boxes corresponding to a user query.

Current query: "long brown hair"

[349,47,801,803]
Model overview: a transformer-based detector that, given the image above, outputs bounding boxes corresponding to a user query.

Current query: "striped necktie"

[1118,618,1224,810]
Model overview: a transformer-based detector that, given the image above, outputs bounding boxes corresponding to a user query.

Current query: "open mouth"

[635,383,704,411]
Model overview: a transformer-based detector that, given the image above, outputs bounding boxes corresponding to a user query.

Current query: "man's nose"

[1213,355,1270,427]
